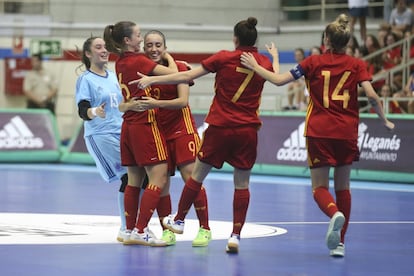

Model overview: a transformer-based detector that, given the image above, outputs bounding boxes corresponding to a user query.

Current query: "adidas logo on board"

[0,116,44,149]
[276,121,307,162]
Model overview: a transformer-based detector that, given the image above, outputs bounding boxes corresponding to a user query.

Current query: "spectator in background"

[358,34,385,112]
[348,0,369,44]
[373,83,405,113]
[345,45,356,56]
[23,53,58,115]
[377,22,392,48]
[398,72,414,113]
[389,0,414,34]
[347,35,361,57]
[284,48,306,111]
[383,31,403,91]
[309,46,322,56]
[361,34,385,92]
[384,0,394,22]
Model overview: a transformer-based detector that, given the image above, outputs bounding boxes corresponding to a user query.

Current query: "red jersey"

[153,62,197,139]
[293,51,371,140]
[383,47,401,69]
[115,51,158,123]
[388,101,403,113]
[201,46,273,127]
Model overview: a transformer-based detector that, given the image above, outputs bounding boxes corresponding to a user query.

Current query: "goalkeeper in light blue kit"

[75,36,144,242]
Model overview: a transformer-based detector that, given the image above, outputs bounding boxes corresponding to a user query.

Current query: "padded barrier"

[1,109,412,183]
[0,109,63,163]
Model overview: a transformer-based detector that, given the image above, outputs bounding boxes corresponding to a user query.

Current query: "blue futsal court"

[0,163,413,276]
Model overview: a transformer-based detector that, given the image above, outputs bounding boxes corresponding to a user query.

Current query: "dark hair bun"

[247,17,258,28]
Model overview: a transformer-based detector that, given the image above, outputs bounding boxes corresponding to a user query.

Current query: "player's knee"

[119,173,128,192]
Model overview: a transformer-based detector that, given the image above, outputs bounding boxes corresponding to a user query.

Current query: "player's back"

[202,47,272,127]
[302,52,370,139]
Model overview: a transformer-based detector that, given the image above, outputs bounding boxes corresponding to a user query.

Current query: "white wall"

[48,0,280,30]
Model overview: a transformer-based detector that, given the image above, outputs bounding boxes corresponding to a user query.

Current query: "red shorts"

[120,122,168,167]
[306,137,359,168]
[198,125,258,170]
[167,133,201,174]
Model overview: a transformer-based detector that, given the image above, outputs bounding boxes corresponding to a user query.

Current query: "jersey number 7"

[231,67,255,102]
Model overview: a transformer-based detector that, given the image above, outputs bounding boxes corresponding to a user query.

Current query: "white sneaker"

[225,234,240,254]
[326,212,345,250]
[117,229,131,243]
[330,242,345,257]
[123,227,167,247]
[162,214,185,234]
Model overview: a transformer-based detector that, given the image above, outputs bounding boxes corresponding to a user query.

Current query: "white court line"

[0,213,287,245]
[254,221,414,225]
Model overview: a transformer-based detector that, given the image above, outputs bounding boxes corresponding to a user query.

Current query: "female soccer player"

[103,21,178,246]
[240,14,395,257]
[75,36,130,242]
[139,30,211,246]
[135,17,273,253]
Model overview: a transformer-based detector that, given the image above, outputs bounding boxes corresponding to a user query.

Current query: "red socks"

[336,189,351,243]
[135,184,161,233]
[157,194,172,230]
[313,186,338,218]
[232,188,250,236]
[175,177,202,221]
[124,185,141,230]
[193,185,210,230]
[314,187,351,243]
